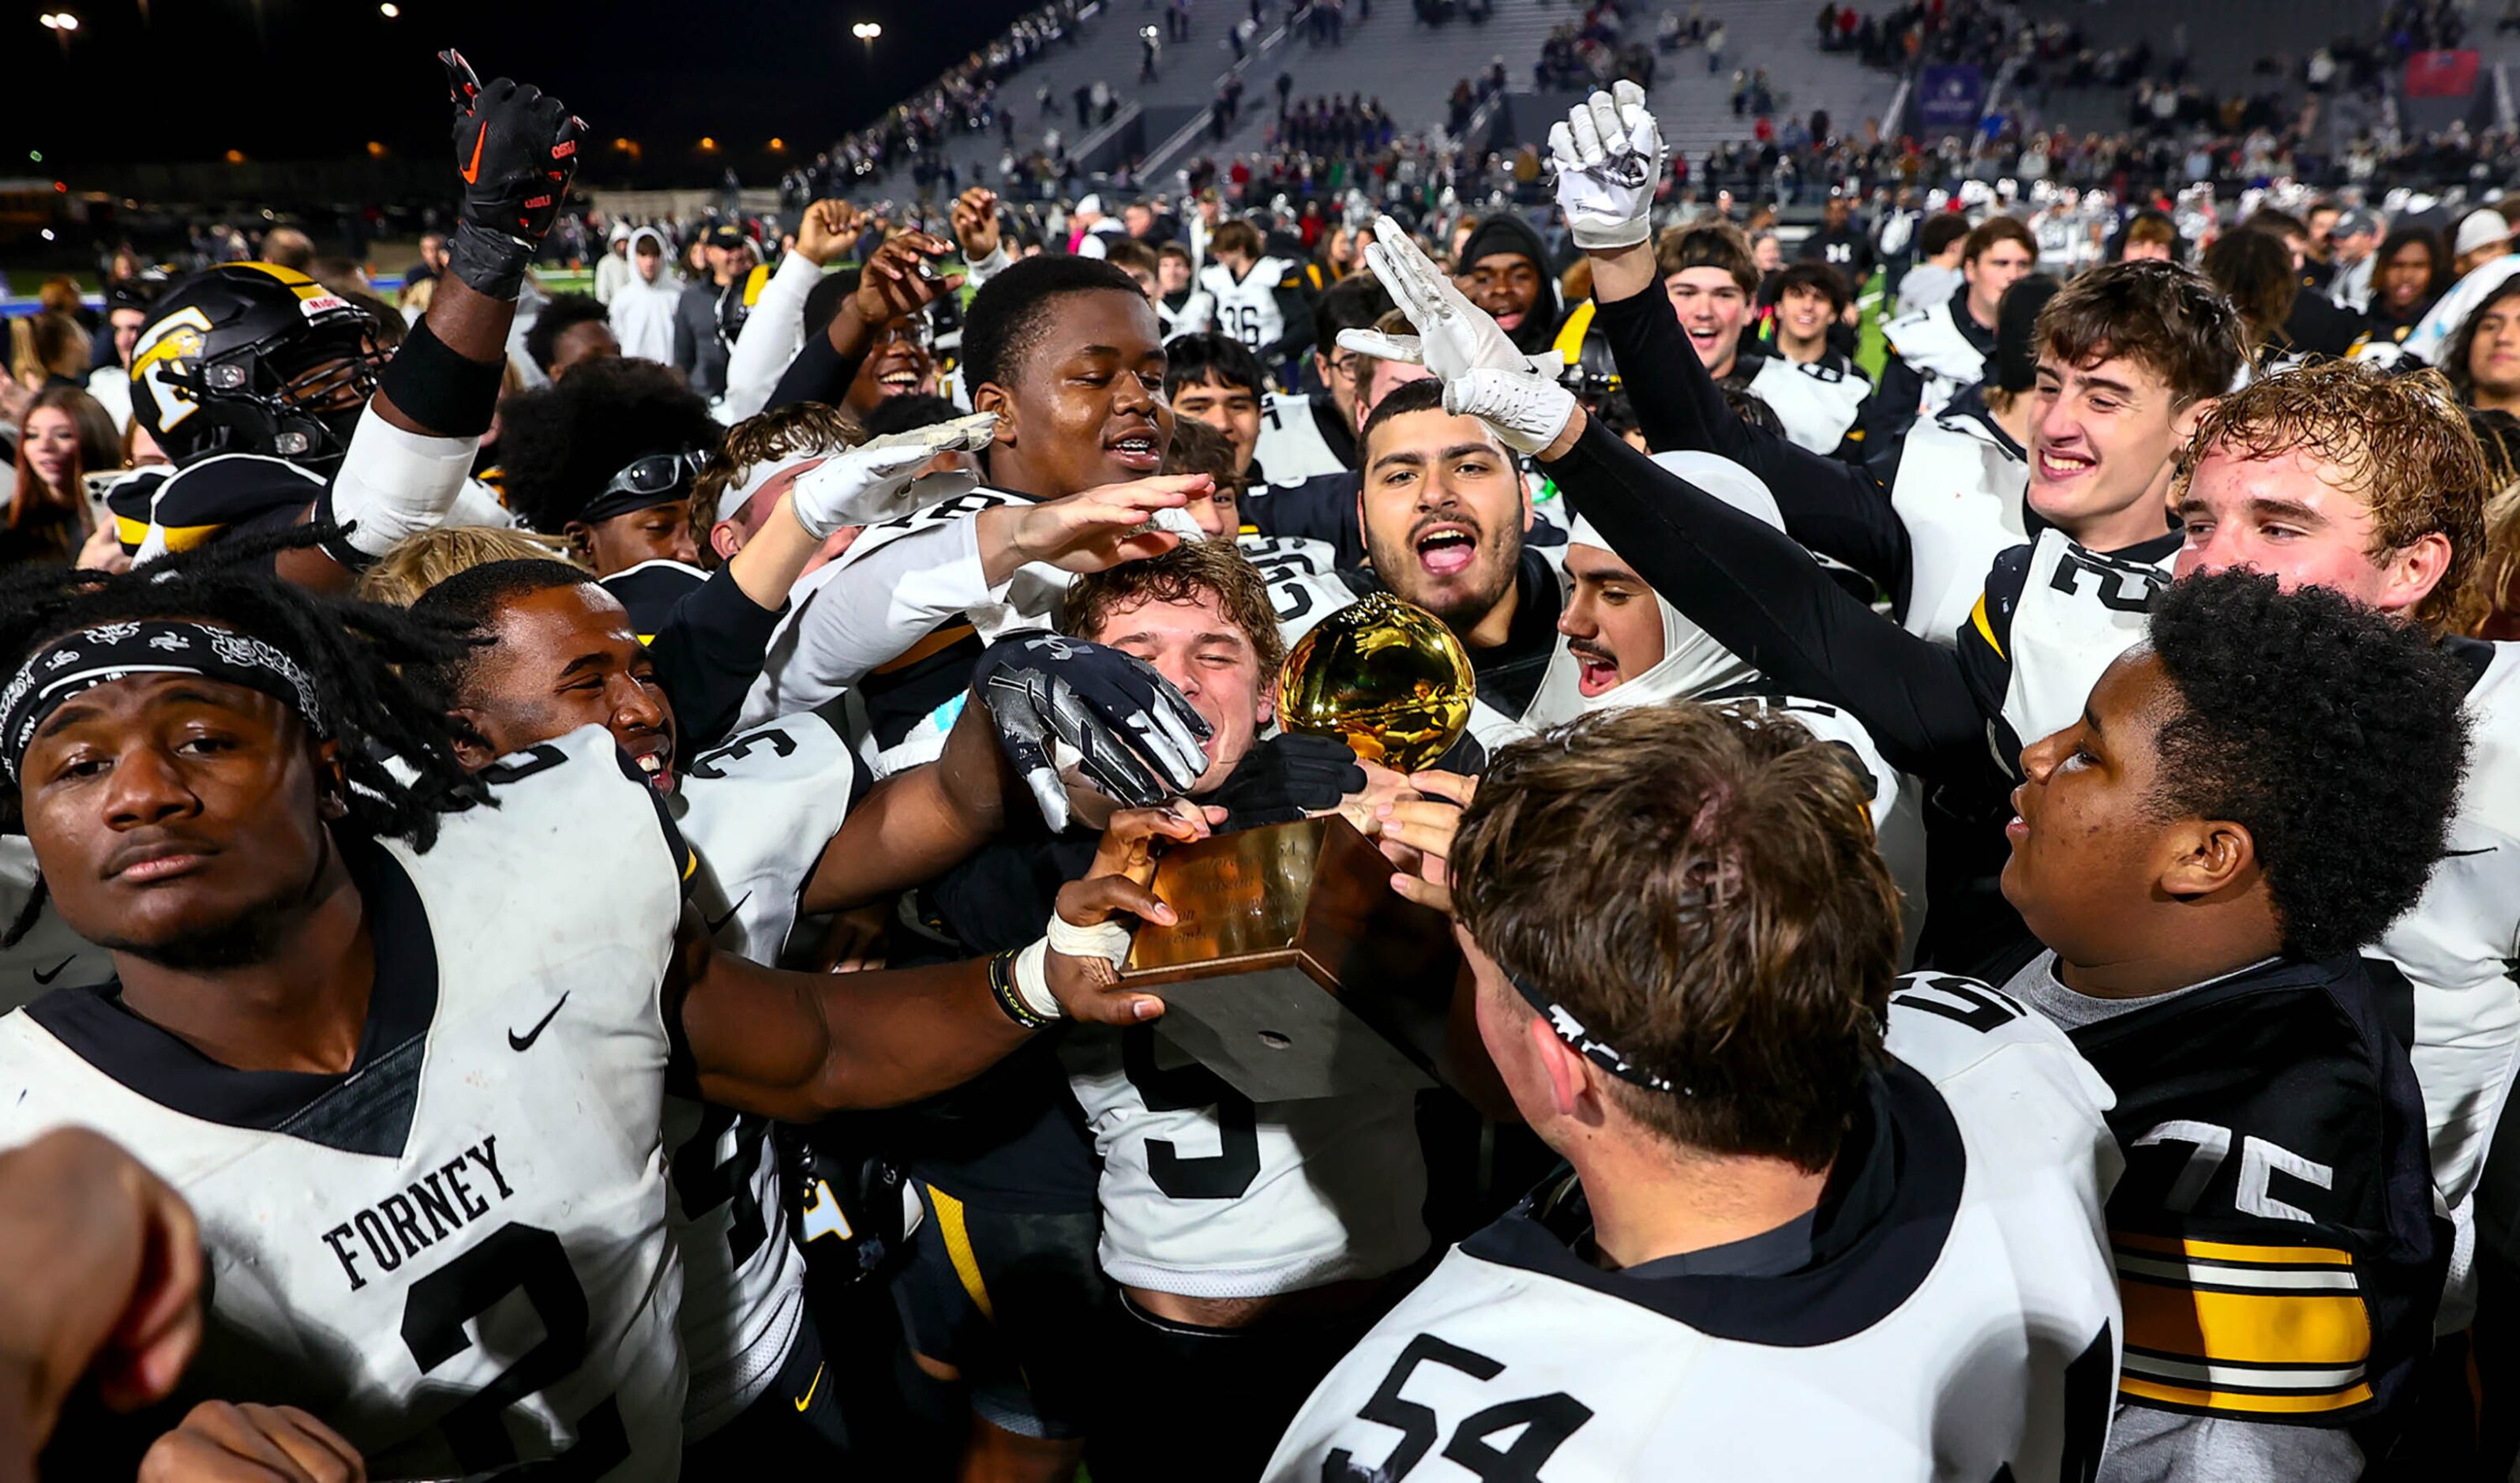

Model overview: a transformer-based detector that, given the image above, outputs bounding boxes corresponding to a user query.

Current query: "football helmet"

[128,262,384,471]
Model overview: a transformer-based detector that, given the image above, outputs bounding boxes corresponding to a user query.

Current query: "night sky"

[17,0,1038,178]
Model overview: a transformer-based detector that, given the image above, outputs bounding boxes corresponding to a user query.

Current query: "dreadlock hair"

[404,558,602,719]
[0,524,482,850]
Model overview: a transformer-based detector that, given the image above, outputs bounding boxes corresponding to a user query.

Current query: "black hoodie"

[1457,212,1565,357]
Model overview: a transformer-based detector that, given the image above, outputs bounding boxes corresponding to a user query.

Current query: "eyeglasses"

[600,449,707,501]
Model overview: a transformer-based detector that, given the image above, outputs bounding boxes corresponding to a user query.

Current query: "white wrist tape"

[1014,914,1134,1020]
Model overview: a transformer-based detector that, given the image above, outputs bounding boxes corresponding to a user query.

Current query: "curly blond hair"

[689,402,864,567]
[2177,360,2488,633]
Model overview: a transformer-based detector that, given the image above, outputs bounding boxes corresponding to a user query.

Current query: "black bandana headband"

[1,621,328,784]
[1505,965,1684,1094]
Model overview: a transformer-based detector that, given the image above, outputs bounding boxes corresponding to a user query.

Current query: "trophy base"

[1123,814,1461,1103]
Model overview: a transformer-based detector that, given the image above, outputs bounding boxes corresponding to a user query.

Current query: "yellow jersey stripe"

[1968,593,2004,658]
[118,516,223,554]
[925,1183,996,1323]
[2122,1275,2371,1368]
[2120,1374,2375,1415]
[2113,1232,2357,1269]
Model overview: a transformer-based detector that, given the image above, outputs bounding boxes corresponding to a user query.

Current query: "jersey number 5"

[401,1222,629,1476]
[1122,1027,1262,1200]
[1326,1333,1593,1482]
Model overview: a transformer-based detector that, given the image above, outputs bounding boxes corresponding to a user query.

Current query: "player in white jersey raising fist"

[1268,703,2121,1482]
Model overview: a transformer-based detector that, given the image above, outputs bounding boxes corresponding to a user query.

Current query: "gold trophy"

[1120,595,1476,1102]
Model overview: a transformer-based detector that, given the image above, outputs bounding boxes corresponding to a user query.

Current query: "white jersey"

[1995,529,2168,757]
[1058,1025,1429,1297]
[1199,256,1302,355]
[1881,298,1991,422]
[1743,352,1871,456]
[0,835,113,1013]
[1891,407,2030,647]
[662,707,870,1435]
[1265,980,2123,1483]
[1254,392,1350,483]
[0,726,687,1478]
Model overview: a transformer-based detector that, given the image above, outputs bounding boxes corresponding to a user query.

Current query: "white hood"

[1526,452,1786,727]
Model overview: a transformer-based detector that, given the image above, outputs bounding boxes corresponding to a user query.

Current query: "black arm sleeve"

[1857,347,1926,458]
[765,324,871,412]
[1547,416,1995,783]
[1591,288,1915,601]
[644,564,788,749]
[1264,281,1318,362]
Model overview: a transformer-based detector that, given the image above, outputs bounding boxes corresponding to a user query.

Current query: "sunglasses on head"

[601,449,707,501]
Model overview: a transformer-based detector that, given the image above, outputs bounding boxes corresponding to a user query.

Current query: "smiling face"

[2172,444,2447,618]
[981,287,1175,497]
[1169,370,1261,477]
[1666,267,1749,378]
[21,406,81,496]
[449,584,680,794]
[1082,587,1268,794]
[1559,543,1667,697]
[845,319,938,416]
[2000,650,2184,967]
[1777,283,1834,347]
[19,670,340,969]
[1458,250,1543,333]
[2027,348,2202,543]
[1359,407,1527,633]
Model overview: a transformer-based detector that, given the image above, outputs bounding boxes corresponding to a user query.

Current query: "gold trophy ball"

[1274,593,1476,774]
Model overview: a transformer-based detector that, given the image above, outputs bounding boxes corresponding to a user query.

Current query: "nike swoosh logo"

[462,123,486,185]
[29,957,74,986]
[793,1363,824,1413]
[706,891,752,937]
[507,992,569,1052]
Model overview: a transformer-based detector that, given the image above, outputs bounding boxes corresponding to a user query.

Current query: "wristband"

[1009,940,1065,1024]
[988,948,1057,1030]
[379,318,505,438]
[444,219,535,304]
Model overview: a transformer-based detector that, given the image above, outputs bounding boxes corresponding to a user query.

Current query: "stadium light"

[379,2,399,16]
[39,11,79,56]
[852,21,882,65]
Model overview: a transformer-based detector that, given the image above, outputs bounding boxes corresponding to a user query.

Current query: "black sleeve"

[643,565,788,749]
[765,325,870,412]
[1590,290,1914,601]
[1264,279,1318,362]
[1857,347,1926,456]
[1547,416,1997,783]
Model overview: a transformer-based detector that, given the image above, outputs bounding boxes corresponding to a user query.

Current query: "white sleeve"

[962,241,1017,289]
[715,250,824,425]
[1176,291,1214,335]
[325,405,478,559]
[739,515,1009,727]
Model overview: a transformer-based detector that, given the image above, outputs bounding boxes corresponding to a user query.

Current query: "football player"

[497,356,716,575]
[1195,220,1316,374]
[2000,572,2464,1476]
[1746,261,1873,456]
[1247,276,1394,483]
[118,53,572,585]
[1863,215,2037,446]
[1266,703,2121,1483]
[407,554,1142,1466]
[891,540,1419,1483]
[0,537,1200,1477]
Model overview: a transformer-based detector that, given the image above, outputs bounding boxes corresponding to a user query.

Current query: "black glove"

[440,48,585,301]
[971,631,1213,832]
[1206,733,1367,827]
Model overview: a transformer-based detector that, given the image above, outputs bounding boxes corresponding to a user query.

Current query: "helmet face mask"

[132,263,384,472]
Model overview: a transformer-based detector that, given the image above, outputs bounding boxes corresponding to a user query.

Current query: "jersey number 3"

[1122,1027,1261,1200]
[402,1222,629,1476]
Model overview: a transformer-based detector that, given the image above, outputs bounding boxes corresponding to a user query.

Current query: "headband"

[2,621,327,784]
[1505,964,1684,1094]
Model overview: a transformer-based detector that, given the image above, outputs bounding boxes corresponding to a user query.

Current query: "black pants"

[679,1306,851,1471]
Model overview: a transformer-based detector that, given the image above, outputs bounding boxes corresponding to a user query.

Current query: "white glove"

[1549,82,1664,251]
[1337,213,1564,382]
[1442,366,1579,456]
[789,411,997,539]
